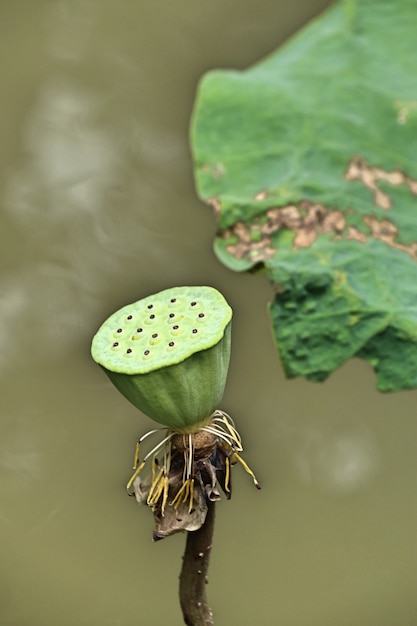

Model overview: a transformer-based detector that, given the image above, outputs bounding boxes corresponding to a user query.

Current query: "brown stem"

[179,500,216,625]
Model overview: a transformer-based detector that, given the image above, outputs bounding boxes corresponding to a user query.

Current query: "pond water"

[1,1,416,625]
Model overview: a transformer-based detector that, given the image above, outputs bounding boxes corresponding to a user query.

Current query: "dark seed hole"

[126,348,132,354]
[192,329,198,334]
[144,350,150,355]
[170,298,176,303]
[191,301,197,306]
[117,328,123,333]
[150,314,155,319]
[147,304,153,309]
[152,333,158,338]
[137,328,143,333]
[169,313,175,318]
[198,313,205,318]
[127,315,133,320]
[169,341,175,347]
[113,342,119,347]
[173,325,179,330]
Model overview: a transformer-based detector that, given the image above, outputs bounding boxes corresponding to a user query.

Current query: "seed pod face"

[91,286,232,430]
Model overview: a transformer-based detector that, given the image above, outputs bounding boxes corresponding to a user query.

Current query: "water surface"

[1,1,416,625]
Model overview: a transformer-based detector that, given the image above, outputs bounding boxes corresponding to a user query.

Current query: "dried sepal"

[129,411,260,539]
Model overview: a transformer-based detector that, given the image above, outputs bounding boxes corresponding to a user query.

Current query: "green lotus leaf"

[190,0,417,391]
[91,286,232,431]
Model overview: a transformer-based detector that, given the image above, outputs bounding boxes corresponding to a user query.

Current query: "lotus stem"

[179,499,216,626]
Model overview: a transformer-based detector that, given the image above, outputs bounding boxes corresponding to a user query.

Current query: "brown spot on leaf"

[291,204,345,248]
[247,241,276,262]
[374,168,405,186]
[322,210,346,233]
[374,189,391,210]
[201,162,225,179]
[365,217,397,240]
[206,197,221,218]
[345,156,417,209]
[267,205,302,231]
[294,226,317,248]
[394,99,417,125]
[253,190,269,201]
[409,180,417,194]
[364,216,417,260]
[345,226,367,244]
[215,156,417,265]
[226,236,275,262]
[234,221,251,244]
[222,201,349,261]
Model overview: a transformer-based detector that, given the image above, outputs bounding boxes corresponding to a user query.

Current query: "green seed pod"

[91,286,232,432]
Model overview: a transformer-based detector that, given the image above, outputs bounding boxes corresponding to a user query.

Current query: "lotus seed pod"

[91,286,232,431]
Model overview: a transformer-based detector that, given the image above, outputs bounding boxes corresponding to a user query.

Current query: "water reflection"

[290,427,380,493]
[5,76,123,222]
[47,1,96,63]
[2,68,189,373]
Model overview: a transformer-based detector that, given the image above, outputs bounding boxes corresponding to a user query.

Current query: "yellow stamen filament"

[233,452,261,489]
[224,456,231,493]
[171,478,194,511]
[126,461,145,491]
[188,479,194,513]
[151,456,158,485]
[161,475,169,514]
[147,467,164,504]
[133,441,141,469]
[170,480,187,509]
[126,429,174,494]
[126,409,260,517]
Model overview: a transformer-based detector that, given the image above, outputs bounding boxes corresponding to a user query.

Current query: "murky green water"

[1,1,416,624]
